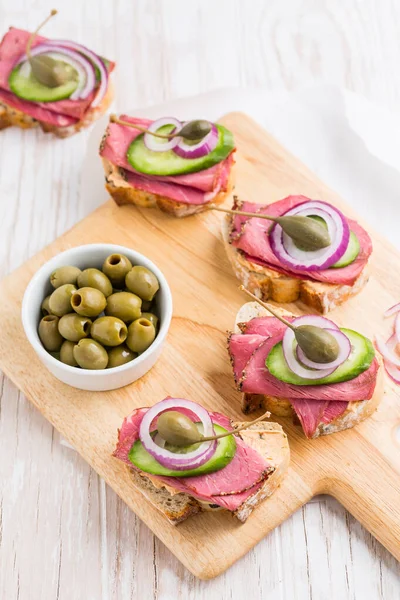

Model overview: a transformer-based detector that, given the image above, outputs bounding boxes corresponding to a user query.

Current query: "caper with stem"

[239,286,340,364]
[156,410,271,447]
[209,205,331,251]
[110,115,213,143]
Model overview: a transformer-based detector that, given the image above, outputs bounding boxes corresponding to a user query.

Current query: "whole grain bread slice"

[222,212,369,314]
[233,302,383,438]
[125,420,290,525]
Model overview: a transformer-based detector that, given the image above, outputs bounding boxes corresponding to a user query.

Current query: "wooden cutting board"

[0,113,399,580]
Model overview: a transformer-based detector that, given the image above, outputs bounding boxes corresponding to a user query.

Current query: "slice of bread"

[0,82,114,138]
[102,157,235,218]
[222,213,369,314]
[125,420,290,525]
[234,302,383,438]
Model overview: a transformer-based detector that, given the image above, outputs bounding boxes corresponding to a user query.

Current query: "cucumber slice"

[331,231,360,268]
[9,61,78,103]
[126,124,235,176]
[266,328,375,386]
[129,423,237,477]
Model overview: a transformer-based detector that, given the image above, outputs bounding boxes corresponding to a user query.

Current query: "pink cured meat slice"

[101,115,235,195]
[230,197,372,286]
[0,28,113,121]
[290,399,349,438]
[0,88,78,127]
[113,405,271,511]
[228,333,266,383]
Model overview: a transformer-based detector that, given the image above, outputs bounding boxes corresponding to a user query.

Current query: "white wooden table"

[1,1,400,598]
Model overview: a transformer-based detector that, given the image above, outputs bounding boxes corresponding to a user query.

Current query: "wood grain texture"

[2,0,400,598]
[1,112,400,583]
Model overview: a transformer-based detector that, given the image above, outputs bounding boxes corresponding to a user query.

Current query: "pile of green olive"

[38,253,160,370]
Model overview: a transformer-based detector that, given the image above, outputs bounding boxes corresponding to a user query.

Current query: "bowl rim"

[21,243,173,377]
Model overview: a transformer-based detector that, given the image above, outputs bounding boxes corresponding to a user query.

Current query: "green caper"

[179,119,212,141]
[91,316,128,347]
[60,340,78,367]
[77,268,113,297]
[141,312,159,329]
[107,345,137,368]
[50,266,81,289]
[70,287,107,317]
[41,295,53,316]
[125,266,159,301]
[157,411,201,446]
[58,313,92,342]
[49,284,77,317]
[105,291,142,322]
[294,325,340,363]
[126,318,156,353]
[73,338,109,370]
[102,254,132,288]
[38,315,63,351]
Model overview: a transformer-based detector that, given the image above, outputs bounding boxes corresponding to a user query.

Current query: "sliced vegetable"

[267,328,375,386]
[130,423,236,477]
[173,123,219,159]
[9,60,78,103]
[269,201,350,271]
[331,231,360,268]
[127,124,234,176]
[143,117,182,152]
[384,302,400,318]
[138,398,217,470]
[375,335,400,367]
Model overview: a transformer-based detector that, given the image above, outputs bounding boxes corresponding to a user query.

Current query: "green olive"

[60,340,78,366]
[105,291,142,322]
[125,266,160,301]
[107,345,137,368]
[102,254,132,288]
[73,338,109,370]
[49,284,77,317]
[71,287,107,317]
[50,266,81,289]
[38,315,63,351]
[77,268,113,297]
[58,313,92,342]
[91,316,128,347]
[41,295,53,316]
[126,318,156,353]
[141,312,159,329]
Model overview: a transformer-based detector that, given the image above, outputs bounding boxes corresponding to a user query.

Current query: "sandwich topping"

[0,11,114,127]
[228,305,379,438]
[229,196,372,285]
[114,398,275,511]
[100,115,235,205]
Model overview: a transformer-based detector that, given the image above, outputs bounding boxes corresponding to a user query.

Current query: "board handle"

[326,430,400,562]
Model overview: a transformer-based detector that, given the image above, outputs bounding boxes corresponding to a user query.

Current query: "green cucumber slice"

[126,123,235,176]
[9,61,78,103]
[129,423,236,477]
[331,231,360,268]
[266,328,375,386]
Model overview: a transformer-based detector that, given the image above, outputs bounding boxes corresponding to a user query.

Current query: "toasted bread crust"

[0,82,114,138]
[102,157,235,217]
[234,302,383,438]
[125,420,289,524]
[222,213,370,313]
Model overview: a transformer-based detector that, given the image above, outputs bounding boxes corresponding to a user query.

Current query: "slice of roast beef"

[230,196,372,286]
[0,28,114,121]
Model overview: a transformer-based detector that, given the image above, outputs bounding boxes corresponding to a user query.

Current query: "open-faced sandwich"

[0,11,114,138]
[222,195,372,313]
[228,295,383,439]
[100,115,235,217]
[113,397,289,523]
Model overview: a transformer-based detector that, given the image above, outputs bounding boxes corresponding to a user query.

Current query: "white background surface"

[1,1,400,599]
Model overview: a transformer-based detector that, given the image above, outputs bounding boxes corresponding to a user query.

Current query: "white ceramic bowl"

[22,244,173,391]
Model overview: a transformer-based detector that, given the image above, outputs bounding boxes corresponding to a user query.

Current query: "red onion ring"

[269,201,350,271]
[46,39,108,107]
[144,117,182,152]
[375,335,400,367]
[173,123,218,159]
[384,302,400,318]
[139,398,217,470]
[282,315,345,380]
[16,43,96,100]
[296,328,351,370]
